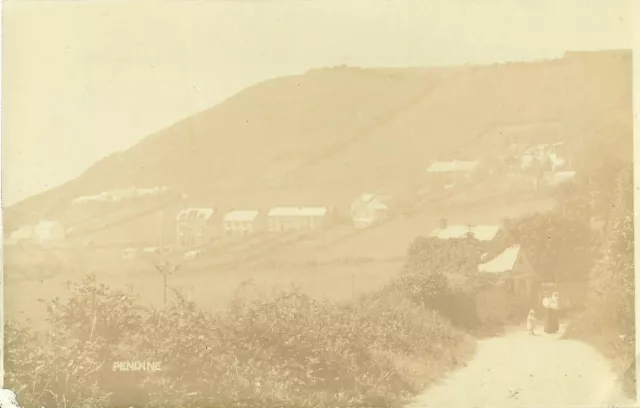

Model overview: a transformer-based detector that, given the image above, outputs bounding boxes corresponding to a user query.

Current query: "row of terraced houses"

[175,193,390,248]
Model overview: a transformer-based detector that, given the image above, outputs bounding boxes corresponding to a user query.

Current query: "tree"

[506,212,595,283]
[587,163,634,336]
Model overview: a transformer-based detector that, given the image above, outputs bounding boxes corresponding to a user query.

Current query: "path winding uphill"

[406,324,633,408]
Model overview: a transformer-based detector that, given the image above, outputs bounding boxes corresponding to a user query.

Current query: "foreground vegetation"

[563,162,636,398]
[5,268,476,408]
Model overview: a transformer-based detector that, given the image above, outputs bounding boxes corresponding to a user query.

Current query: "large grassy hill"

[5,50,631,236]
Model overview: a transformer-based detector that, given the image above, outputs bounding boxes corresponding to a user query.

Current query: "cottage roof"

[429,224,501,241]
[10,225,34,240]
[268,207,327,217]
[548,171,576,185]
[478,245,521,273]
[176,208,215,221]
[33,221,65,241]
[35,220,62,230]
[224,210,259,222]
[356,193,389,209]
[371,202,389,210]
[426,160,479,173]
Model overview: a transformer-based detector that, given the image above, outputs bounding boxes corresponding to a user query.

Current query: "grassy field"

[5,192,556,330]
[5,258,404,329]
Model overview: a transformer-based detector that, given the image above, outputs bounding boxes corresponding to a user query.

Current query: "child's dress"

[527,312,535,331]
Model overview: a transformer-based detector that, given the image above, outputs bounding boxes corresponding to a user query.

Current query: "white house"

[351,194,389,229]
[176,207,218,248]
[33,221,66,243]
[184,250,204,260]
[478,245,535,298]
[426,160,480,188]
[545,170,577,187]
[122,248,138,260]
[135,186,169,198]
[430,219,501,241]
[9,225,35,243]
[267,207,327,232]
[223,210,260,238]
[476,244,537,321]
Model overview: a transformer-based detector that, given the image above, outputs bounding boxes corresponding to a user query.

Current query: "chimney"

[439,218,448,229]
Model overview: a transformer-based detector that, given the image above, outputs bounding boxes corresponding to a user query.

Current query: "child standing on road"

[527,309,537,335]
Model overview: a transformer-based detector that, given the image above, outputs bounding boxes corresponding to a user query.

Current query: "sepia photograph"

[1,0,636,407]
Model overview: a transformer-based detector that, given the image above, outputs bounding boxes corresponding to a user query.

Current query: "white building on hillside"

[9,225,35,243]
[426,160,479,189]
[33,221,66,243]
[351,193,389,229]
[176,207,218,248]
[223,210,260,238]
[478,245,535,297]
[10,221,66,244]
[267,207,327,232]
[429,219,501,241]
[545,170,577,187]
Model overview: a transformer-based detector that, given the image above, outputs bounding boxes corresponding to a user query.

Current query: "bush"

[5,274,143,408]
[5,275,475,408]
[506,211,595,283]
[564,163,635,399]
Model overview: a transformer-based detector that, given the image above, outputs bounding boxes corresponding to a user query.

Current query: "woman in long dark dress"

[544,292,560,333]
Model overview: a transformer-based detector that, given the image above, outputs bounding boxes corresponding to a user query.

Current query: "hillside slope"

[5,50,632,232]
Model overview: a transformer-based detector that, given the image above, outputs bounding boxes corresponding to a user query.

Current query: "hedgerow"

[563,163,635,398]
[5,270,475,408]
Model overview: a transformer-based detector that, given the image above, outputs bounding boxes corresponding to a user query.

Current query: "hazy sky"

[2,0,632,206]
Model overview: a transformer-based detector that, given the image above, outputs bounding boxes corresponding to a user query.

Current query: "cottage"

[476,245,537,322]
[267,207,327,232]
[183,250,203,260]
[351,194,389,229]
[175,208,217,248]
[122,248,138,260]
[430,219,501,241]
[545,170,577,187]
[426,160,479,188]
[9,225,35,243]
[478,245,535,296]
[33,221,66,243]
[223,210,260,238]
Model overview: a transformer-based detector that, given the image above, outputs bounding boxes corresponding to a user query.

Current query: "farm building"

[267,207,327,232]
[223,210,261,238]
[429,219,502,242]
[176,207,218,248]
[34,221,67,243]
[9,221,66,245]
[426,160,479,189]
[122,248,138,260]
[544,170,577,187]
[73,186,170,204]
[9,225,35,243]
[476,244,537,322]
[350,194,389,229]
[478,245,535,299]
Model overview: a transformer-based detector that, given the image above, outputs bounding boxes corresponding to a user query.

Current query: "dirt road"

[406,323,633,408]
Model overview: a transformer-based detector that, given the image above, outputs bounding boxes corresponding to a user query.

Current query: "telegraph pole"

[159,210,164,249]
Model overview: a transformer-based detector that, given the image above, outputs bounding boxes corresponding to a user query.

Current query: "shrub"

[506,211,595,283]
[5,275,475,408]
[5,274,143,408]
[564,163,635,399]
